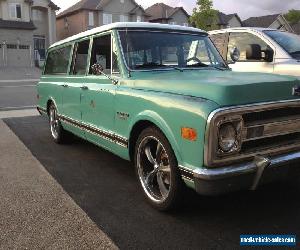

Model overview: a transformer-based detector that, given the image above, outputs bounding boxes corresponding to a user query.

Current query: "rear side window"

[44,46,71,75]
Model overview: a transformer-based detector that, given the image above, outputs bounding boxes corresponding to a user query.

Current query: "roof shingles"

[243,14,280,27]
[57,0,145,19]
[57,0,97,18]
[145,3,189,22]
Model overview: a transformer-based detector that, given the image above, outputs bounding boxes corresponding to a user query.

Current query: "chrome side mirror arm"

[91,63,119,85]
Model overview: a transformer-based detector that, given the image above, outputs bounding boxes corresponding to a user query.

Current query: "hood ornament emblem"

[292,86,300,96]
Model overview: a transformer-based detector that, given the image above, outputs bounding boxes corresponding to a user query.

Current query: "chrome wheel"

[49,105,59,139]
[137,136,171,203]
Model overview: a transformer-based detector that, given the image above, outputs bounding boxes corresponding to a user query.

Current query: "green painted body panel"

[127,70,299,106]
[37,27,300,191]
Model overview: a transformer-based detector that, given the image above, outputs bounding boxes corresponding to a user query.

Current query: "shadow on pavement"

[4,116,300,250]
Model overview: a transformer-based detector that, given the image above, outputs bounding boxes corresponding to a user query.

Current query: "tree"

[190,0,219,31]
[284,9,300,25]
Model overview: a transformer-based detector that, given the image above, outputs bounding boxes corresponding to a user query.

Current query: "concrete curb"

[0,120,118,249]
[0,109,39,119]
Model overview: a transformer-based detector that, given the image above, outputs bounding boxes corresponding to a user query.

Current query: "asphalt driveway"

[4,116,300,250]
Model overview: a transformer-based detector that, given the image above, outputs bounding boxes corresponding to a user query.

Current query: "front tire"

[134,126,184,211]
[48,103,68,144]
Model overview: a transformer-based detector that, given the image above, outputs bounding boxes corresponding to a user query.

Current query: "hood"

[126,70,300,106]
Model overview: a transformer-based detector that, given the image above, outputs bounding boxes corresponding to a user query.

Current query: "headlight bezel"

[205,112,243,167]
[217,119,242,155]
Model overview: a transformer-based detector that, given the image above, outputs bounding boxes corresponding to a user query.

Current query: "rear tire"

[48,103,69,144]
[134,126,184,211]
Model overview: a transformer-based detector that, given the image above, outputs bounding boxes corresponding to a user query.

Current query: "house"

[145,3,190,26]
[0,0,59,68]
[56,0,148,41]
[216,12,243,29]
[243,14,294,33]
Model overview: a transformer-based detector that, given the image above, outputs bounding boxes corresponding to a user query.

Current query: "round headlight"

[218,123,237,152]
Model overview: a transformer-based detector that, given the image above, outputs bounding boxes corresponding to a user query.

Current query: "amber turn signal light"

[181,127,197,141]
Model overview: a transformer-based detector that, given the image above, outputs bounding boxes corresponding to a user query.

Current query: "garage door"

[6,44,31,67]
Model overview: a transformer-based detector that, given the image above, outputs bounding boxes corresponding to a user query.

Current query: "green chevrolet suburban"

[37,22,300,211]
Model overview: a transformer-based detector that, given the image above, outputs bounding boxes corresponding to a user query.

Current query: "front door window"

[89,34,112,75]
[227,32,269,62]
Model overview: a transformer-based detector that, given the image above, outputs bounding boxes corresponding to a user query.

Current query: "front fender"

[129,110,183,163]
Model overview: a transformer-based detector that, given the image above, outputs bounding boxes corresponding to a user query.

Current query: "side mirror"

[264,49,274,62]
[246,44,262,60]
[246,44,274,62]
[229,47,240,63]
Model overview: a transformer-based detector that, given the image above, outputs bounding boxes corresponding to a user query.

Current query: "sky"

[51,0,300,20]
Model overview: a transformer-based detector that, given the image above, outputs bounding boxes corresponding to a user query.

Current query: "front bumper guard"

[191,151,300,195]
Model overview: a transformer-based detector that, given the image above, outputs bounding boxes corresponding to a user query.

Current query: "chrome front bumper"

[192,151,300,195]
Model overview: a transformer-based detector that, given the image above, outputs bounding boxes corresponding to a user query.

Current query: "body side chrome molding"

[59,114,128,148]
[38,107,128,148]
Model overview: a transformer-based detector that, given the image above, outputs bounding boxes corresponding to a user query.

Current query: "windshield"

[118,30,227,71]
[264,30,300,60]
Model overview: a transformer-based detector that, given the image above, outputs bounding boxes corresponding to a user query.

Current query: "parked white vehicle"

[209,28,300,78]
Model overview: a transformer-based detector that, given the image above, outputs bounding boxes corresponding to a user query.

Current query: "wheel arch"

[128,111,182,164]
[46,97,59,115]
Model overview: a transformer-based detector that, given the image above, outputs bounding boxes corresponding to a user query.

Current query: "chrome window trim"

[204,98,300,167]
[116,30,226,73]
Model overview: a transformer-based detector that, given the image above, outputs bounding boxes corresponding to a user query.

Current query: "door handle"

[61,84,69,88]
[80,85,89,90]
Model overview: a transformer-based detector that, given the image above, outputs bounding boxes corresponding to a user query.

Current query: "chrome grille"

[242,106,300,126]
[205,100,300,167]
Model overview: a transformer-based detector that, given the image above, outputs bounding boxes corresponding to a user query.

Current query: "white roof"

[51,22,206,49]
[209,27,278,35]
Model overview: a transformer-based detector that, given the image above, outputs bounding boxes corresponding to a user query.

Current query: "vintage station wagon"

[37,23,300,211]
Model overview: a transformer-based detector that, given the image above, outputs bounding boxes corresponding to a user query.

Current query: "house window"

[9,3,22,19]
[34,36,46,60]
[7,44,18,49]
[19,45,30,50]
[103,13,112,25]
[89,12,94,26]
[120,15,128,22]
[32,9,42,21]
[137,16,141,22]
[169,21,176,25]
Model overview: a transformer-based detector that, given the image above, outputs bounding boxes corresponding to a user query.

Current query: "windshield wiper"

[135,63,185,72]
[186,62,228,71]
[167,66,184,72]
[210,65,229,71]
[186,62,209,68]
[135,62,167,69]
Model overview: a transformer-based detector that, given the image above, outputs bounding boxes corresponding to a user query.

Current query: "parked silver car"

[209,28,300,78]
